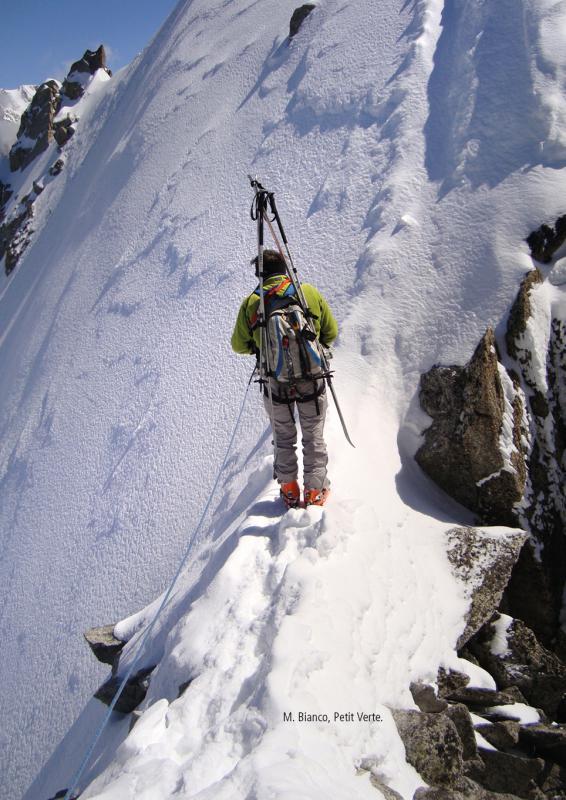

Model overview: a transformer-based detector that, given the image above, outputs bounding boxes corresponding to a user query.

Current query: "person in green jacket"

[231,250,338,508]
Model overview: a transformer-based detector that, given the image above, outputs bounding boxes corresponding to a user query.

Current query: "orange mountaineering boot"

[280,481,301,509]
[304,487,330,507]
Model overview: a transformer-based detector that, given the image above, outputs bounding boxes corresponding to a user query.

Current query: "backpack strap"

[249,277,295,329]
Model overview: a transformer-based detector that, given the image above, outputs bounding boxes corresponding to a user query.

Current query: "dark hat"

[251,249,287,278]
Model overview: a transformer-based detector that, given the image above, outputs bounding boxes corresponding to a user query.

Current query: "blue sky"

[1,0,179,87]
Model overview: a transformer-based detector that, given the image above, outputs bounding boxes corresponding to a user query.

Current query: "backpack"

[251,277,322,383]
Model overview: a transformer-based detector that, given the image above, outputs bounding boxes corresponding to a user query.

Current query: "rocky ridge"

[0,46,111,276]
[416,222,566,653]
[409,220,566,798]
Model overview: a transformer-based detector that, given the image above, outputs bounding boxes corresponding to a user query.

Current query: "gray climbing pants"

[263,378,330,490]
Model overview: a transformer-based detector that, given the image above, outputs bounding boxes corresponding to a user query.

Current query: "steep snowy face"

[0,86,35,156]
[3,0,566,798]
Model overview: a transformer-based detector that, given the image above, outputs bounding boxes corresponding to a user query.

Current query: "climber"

[231,249,338,508]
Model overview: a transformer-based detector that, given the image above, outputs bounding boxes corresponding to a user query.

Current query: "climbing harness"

[248,175,355,448]
[63,370,255,800]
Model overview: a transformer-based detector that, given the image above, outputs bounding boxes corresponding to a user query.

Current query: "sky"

[0,0,179,88]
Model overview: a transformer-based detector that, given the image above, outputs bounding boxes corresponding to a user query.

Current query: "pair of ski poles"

[248,175,355,449]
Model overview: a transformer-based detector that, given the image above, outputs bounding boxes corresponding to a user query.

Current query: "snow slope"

[0,0,565,798]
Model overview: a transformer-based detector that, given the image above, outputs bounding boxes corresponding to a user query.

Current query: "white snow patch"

[549,257,566,286]
[489,704,541,724]
[489,613,513,657]
[475,732,497,751]
[470,713,492,727]
[453,658,497,690]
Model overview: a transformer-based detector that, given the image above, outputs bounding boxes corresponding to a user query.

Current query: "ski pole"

[249,176,280,457]
[252,178,355,448]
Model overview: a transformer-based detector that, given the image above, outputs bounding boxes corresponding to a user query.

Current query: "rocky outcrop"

[395,662,566,799]
[53,117,76,147]
[86,618,153,715]
[84,624,125,668]
[502,264,566,649]
[518,724,566,767]
[526,216,566,264]
[1,47,109,276]
[61,46,111,101]
[1,197,34,276]
[416,329,526,526]
[464,614,566,720]
[289,5,316,38]
[416,219,566,651]
[393,709,466,788]
[94,666,154,714]
[9,80,61,172]
[468,748,546,798]
[444,527,527,648]
[411,681,449,712]
[8,46,109,173]
[0,180,12,221]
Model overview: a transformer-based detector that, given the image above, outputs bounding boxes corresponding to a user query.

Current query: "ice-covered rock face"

[0,85,36,157]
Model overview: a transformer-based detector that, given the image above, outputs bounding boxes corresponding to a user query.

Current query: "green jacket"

[231,275,338,355]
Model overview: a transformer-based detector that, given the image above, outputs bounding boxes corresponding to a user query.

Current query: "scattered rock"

[289,4,316,38]
[177,679,192,698]
[444,527,527,648]
[94,666,154,714]
[471,747,545,798]
[518,723,566,768]
[441,686,519,709]
[84,624,125,667]
[416,328,526,525]
[445,704,479,761]
[393,709,464,788]
[414,780,523,800]
[465,616,566,720]
[411,681,449,713]
[437,668,470,697]
[475,720,520,750]
[49,158,64,176]
[54,117,76,147]
[540,762,566,796]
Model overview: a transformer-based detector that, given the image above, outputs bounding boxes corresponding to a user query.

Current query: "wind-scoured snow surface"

[1,0,566,798]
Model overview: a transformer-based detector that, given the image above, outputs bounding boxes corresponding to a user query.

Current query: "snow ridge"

[2,0,566,798]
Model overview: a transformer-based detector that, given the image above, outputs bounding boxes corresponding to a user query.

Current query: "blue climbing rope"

[64,372,255,800]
